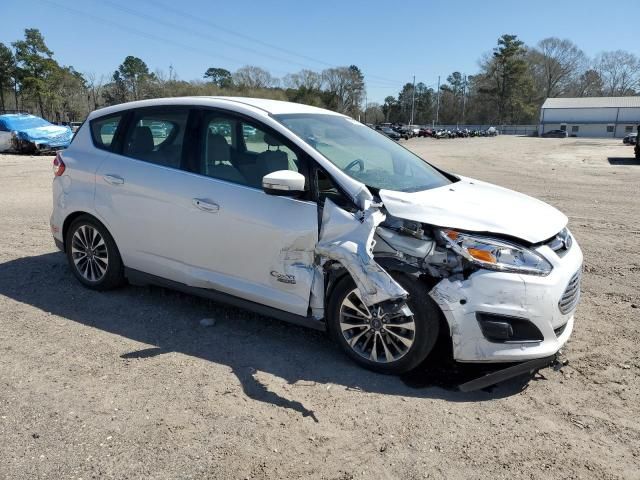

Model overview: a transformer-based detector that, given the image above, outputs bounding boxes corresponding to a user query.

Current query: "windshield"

[0,115,51,131]
[275,114,451,192]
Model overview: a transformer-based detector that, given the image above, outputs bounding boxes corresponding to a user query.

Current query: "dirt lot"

[1,136,639,479]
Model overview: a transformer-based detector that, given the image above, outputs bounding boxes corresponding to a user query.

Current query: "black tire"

[327,273,441,374]
[19,140,36,155]
[65,215,125,290]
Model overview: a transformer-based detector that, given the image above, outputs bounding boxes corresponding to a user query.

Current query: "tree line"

[1,29,639,125]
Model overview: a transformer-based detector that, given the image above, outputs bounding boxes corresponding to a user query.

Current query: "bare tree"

[322,66,364,116]
[85,72,104,110]
[363,102,384,124]
[233,66,276,89]
[283,69,322,90]
[571,69,604,97]
[595,50,640,95]
[529,37,586,98]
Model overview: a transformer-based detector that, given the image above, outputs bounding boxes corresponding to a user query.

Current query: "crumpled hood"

[16,125,72,145]
[379,176,567,243]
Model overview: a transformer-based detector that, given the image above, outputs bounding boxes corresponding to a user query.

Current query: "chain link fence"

[435,124,538,136]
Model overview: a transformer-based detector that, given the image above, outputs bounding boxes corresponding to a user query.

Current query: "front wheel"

[327,273,441,374]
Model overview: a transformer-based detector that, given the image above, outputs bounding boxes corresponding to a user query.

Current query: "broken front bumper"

[430,238,583,363]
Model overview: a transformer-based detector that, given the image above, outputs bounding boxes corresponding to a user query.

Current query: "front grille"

[559,270,581,314]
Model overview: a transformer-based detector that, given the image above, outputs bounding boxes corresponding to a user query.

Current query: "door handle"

[103,174,124,185]
[192,198,220,213]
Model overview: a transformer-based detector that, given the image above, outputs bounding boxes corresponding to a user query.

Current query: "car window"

[208,118,234,146]
[275,113,450,193]
[199,113,303,189]
[90,114,122,151]
[122,108,189,169]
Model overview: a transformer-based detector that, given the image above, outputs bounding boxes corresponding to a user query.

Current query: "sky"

[2,0,638,103]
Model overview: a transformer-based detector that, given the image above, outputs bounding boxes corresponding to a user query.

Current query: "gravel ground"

[0,136,639,479]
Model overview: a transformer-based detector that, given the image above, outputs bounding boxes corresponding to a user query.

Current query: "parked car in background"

[242,124,257,137]
[70,122,83,133]
[391,126,410,140]
[0,113,73,153]
[623,132,637,145]
[149,122,169,138]
[381,126,402,141]
[50,97,582,376]
[541,129,568,138]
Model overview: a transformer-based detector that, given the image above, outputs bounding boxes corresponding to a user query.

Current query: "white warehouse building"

[539,96,640,138]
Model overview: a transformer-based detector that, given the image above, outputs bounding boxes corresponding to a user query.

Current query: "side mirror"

[262,170,306,196]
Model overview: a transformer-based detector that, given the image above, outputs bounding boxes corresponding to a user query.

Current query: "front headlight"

[438,229,552,276]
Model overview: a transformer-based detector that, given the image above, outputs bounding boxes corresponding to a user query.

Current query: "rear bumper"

[430,237,583,363]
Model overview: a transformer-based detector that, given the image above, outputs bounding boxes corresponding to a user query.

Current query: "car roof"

[88,96,344,120]
[0,113,38,119]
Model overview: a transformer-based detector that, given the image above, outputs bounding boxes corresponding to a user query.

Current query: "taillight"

[53,152,65,176]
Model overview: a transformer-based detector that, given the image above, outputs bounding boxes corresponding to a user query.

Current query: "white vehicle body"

[51,97,582,368]
[0,130,12,151]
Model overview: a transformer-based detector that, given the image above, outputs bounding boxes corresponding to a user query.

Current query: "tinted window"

[122,108,189,169]
[199,112,302,189]
[90,114,122,151]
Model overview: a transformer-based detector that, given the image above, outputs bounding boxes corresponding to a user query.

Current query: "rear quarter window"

[90,114,123,151]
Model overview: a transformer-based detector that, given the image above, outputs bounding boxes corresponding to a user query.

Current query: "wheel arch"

[61,211,120,256]
[324,263,451,343]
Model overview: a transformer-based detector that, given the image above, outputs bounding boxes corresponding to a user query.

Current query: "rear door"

[94,106,196,283]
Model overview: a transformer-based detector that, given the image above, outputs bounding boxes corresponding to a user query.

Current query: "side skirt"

[124,268,326,332]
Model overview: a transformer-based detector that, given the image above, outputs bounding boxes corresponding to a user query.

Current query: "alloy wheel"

[70,225,109,282]
[339,289,416,363]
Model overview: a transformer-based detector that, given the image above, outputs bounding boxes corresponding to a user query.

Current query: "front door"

[179,110,318,316]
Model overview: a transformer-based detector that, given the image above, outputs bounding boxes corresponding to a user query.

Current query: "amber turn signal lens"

[445,230,459,240]
[467,248,496,263]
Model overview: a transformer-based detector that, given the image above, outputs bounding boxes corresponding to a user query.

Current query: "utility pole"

[410,75,416,125]
[461,74,467,126]
[364,92,367,124]
[436,75,441,126]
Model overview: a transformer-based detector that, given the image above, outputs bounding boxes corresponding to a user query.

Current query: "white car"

[50,97,582,375]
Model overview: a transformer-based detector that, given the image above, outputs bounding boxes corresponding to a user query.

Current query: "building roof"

[541,97,640,109]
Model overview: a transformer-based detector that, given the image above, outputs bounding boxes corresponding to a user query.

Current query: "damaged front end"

[312,198,468,329]
[312,193,581,369]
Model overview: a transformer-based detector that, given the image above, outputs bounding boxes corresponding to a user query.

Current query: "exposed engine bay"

[314,198,470,323]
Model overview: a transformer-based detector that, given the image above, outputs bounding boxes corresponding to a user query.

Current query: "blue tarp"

[0,114,51,131]
[0,114,72,148]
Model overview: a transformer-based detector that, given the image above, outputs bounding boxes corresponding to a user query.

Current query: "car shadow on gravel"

[0,252,544,419]
[608,157,639,165]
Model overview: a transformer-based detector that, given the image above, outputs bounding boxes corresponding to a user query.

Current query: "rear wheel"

[65,215,125,290]
[327,273,441,374]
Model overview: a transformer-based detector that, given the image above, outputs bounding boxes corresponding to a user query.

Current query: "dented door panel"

[182,175,318,317]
